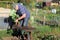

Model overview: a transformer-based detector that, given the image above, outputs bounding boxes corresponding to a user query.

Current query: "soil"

[2,36,19,40]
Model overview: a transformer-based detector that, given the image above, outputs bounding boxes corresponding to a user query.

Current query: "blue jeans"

[20,18,29,27]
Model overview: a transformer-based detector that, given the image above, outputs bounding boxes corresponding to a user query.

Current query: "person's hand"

[15,19,18,25]
[15,19,18,23]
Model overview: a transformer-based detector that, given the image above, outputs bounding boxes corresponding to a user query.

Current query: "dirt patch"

[2,37,12,40]
[2,36,19,40]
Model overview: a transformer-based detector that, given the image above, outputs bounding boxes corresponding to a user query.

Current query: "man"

[14,3,31,40]
[15,3,30,27]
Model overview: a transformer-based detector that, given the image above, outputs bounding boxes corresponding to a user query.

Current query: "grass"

[0,30,13,40]
[0,30,11,38]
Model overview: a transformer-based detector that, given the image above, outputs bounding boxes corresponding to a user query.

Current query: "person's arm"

[15,13,26,23]
[18,13,26,20]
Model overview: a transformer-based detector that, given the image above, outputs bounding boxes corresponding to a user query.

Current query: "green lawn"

[0,30,11,37]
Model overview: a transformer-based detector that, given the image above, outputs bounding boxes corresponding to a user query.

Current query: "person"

[8,6,22,38]
[8,6,20,28]
[15,3,30,27]
[14,3,30,40]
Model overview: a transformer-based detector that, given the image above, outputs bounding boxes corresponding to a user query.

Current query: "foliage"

[29,5,60,40]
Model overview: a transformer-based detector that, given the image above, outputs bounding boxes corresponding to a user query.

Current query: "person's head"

[13,3,23,11]
[15,5,19,11]
[12,3,19,11]
[14,3,23,11]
